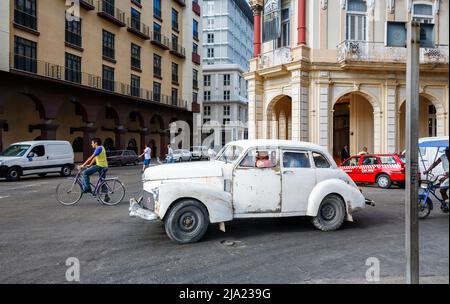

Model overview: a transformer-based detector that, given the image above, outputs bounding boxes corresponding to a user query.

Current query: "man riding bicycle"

[424,146,449,210]
[78,138,109,197]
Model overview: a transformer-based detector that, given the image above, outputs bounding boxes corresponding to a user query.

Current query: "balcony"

[10,55,189,109]
[192,1,201,16]
[173,0,186,7]
[170,42,186,59]
[192,52,201,65]
[127,18,150,40]
[258,47,293,69]
[150,32,170,50]
[80,0,95,10]
[337,41,449,65]
[203,95,248,103]
[97,0,126,27]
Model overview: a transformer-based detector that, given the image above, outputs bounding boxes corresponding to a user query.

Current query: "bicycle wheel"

[98,179,126,206]
[56,179,83,206]
[418,196,432,219]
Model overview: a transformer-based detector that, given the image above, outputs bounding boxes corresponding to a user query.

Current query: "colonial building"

[245,0,449,162]
[0,0,203,161]
[201,0,253,149]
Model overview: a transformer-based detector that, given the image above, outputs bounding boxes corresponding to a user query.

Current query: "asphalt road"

[0,165,448,284]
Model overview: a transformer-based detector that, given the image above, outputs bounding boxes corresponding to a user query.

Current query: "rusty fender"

[157,182,233,223]
[306,179,365,220]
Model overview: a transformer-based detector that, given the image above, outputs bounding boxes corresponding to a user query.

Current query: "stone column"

[291,69,310,142]
[249,1,263,57]
[0,120,7,151]
[140,128,150,153]
[114,125,126,151]
[436,112,447,137]
[318,82,331,151]
[40,120,59,140]
[386,85,398,153]
[246,73,264,140]
[373,111,383,154]
[81,123,97,159]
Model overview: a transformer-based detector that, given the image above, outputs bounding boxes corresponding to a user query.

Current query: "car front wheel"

[377,174,392,189]
[164,199,209,244]
[311,195,346,232]
[6,167,21,181]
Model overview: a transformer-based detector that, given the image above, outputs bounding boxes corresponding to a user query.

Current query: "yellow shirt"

[94,146,108,168]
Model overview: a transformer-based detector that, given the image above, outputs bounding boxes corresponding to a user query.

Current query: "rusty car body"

[129,140,373,244]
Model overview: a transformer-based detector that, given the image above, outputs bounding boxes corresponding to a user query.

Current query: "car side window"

[240,148,277,169]
[312,152,331,169]
[282,151,311,168]
[29,145,45,157]
[343,157,360,166]
[379,156,397,165]
[362,156,379,165]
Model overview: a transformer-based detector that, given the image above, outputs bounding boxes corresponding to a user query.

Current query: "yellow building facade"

[245,0,449,162]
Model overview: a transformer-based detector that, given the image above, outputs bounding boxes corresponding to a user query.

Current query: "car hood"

[144,161,224,181]
[0,157,20,163]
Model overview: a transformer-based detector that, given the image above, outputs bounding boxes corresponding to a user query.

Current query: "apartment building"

[202,0,253,149]
[245,0,449,162]
[0,0,202,160]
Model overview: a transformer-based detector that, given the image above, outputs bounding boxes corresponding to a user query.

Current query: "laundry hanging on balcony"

[263,0,281,43]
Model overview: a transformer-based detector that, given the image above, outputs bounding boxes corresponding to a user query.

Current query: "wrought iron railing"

[337,41,449,64]
[14,8,37,30]
[170,41,186,57]
[127,17,150,38]
[97,0,125,24]
[10,55,189,109]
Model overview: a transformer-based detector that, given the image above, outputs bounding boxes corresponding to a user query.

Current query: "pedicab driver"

[78,138,109,194]
[424,146,449,207]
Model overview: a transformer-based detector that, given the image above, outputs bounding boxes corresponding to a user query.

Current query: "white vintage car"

[129,140,374,244]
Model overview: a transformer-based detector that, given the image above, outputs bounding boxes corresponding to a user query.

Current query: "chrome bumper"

[129,198,158,221]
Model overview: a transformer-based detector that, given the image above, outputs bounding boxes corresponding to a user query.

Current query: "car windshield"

[216,145,244,163]
[1,145,31,157]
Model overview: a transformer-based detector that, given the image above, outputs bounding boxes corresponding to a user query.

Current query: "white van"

[0,141,74,181]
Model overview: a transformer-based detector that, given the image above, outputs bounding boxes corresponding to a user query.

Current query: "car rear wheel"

[60,165,72,177]
[164,199,209,244]
[377,174,392,189]
[311,195,346,232]
[6,167,21,181]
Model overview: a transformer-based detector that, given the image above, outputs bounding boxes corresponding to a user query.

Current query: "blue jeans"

[82,165,105,192]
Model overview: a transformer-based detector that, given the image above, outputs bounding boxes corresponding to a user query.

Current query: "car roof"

[228,140,329,153]
[11,140,70,145]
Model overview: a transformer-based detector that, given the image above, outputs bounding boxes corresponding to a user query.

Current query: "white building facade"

[201,0,254,149]
[245,0,449,162]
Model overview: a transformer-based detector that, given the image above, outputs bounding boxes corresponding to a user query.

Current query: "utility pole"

[405,20,420,285]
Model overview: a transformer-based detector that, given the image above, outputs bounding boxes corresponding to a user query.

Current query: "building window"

[193,92,198,104]
[130,8,141,31]
[346,0,367,41]
[204,106,211,116]
[14,0,37,30]
[171,63,179,84]
[171,34,179,50]
[204,91,211,101]
[103,0,115,16]
[207,48,214,58]
[153,81,161,102]
[428,105,437,137]
[277,7,290,47]
[131,43,141,69]
[412,4,434,23]
[14,36,37,73]
[193,19,199,40]
[171,88,178,106]
[153,22,162,42]
[102,30,115,59]
[131,75,140,97]
[193,42,198,54]
[153,54,161,77]
[102,65,115,91]
[193,69,198,90]
[153,0,161,18]
[204,75,211,86]
[65,53,82,84]
[207,33,214,43]
[172,9,179,30]
[65,18,82,47]
[224,91,230,101]
[223,74,230,86]
[223,105,231,116]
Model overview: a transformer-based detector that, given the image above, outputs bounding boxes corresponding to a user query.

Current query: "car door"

[340,156,361,182]
[360,155,380,183]
[312,151,337,184]
[232,147,281,214]
[22,144,49,175]
[281,150,316,213]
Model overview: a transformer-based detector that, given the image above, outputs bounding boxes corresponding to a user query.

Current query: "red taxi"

[339,154,405,189]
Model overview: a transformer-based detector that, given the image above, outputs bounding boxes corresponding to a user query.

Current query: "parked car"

[190,146,209,160]
[130,140,374,244]
[107,150,139,166]
[0,141,74,181]
[173,149,192,162]
[339,153,405,189]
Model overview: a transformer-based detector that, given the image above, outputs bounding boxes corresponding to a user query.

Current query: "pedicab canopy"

[418,138,449,148]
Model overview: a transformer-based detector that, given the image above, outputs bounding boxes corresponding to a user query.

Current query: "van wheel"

[377,174,392,189]
[6,167,21,181]
[164,199,209,244]
[60,165,72,177]
[312,195,346,232]
[38,173,47,178]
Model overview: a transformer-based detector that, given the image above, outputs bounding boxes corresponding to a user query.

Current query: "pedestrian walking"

[166,144,175,163]
[138,143,152,173]
[208,147,217,161]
